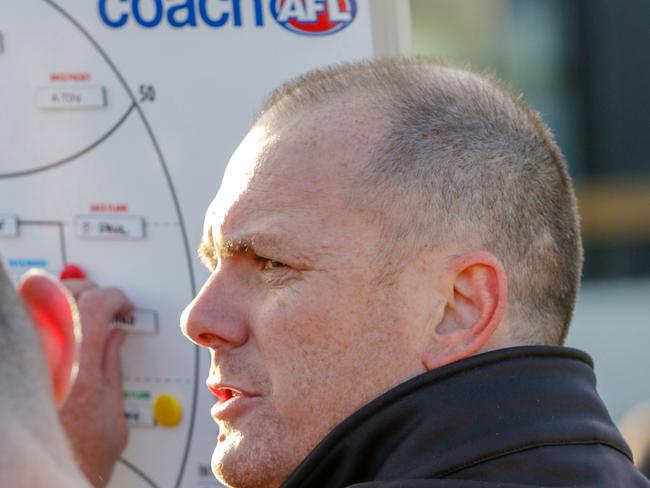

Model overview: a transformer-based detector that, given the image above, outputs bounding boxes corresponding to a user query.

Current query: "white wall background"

[566,279,650,421]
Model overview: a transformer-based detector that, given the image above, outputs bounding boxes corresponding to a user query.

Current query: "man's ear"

[423,251,507,370]
[18,270,80,408]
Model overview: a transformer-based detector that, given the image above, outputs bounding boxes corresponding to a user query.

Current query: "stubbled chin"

[210,425,298,488]
[211,431,273,488]
[212,428,239,474]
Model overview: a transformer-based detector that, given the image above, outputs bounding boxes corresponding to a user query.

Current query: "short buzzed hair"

[0,263,54,424]
[258,58,583,345]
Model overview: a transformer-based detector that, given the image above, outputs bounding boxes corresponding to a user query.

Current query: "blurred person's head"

[181,58,582,488]
[0,263,87,487]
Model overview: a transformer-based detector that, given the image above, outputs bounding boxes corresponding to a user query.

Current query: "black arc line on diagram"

[0,103,136,179]
[38,2,201,487]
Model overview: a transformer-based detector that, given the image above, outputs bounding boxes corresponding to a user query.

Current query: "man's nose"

[180,267,249,350]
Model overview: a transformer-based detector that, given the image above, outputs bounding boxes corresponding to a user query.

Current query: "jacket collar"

[282,346,631,487]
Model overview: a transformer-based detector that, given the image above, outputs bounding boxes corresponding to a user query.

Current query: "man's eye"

[258,258,286,271]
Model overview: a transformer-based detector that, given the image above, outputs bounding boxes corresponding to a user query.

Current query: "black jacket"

[282,346,650,487]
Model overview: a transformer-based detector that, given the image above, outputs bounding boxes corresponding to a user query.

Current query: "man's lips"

[206,380,256,400]
[207,379,261,420]
[210,385,242,402]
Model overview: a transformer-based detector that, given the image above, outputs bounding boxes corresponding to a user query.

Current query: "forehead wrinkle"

[212,190,318,244]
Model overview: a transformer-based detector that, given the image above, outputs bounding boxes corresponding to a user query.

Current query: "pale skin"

[180,98,508,488]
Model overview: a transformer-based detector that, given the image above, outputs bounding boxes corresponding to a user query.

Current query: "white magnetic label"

[124,403,155,427]
[75,215,145,240]
[113,310,158,334]
[37,85,106,110]
[0,215,18,238]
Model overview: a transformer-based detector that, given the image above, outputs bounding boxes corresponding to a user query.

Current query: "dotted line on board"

[13,219,182,228]
[124,376,193,385]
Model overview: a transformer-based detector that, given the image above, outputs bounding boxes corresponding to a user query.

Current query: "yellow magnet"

[152,394,182,428]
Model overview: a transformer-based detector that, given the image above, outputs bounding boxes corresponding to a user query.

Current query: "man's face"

[181,104,432,487]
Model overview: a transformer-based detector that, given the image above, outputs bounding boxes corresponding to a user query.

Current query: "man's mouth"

[212,386,242,402]
[207,380,262,420]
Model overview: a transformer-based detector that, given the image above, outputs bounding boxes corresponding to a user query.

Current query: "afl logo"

[271,0,357,36]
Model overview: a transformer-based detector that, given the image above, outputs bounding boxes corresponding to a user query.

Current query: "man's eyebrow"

[197,233,283,265]
[221,238,257,256]
[198,238,217,267]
